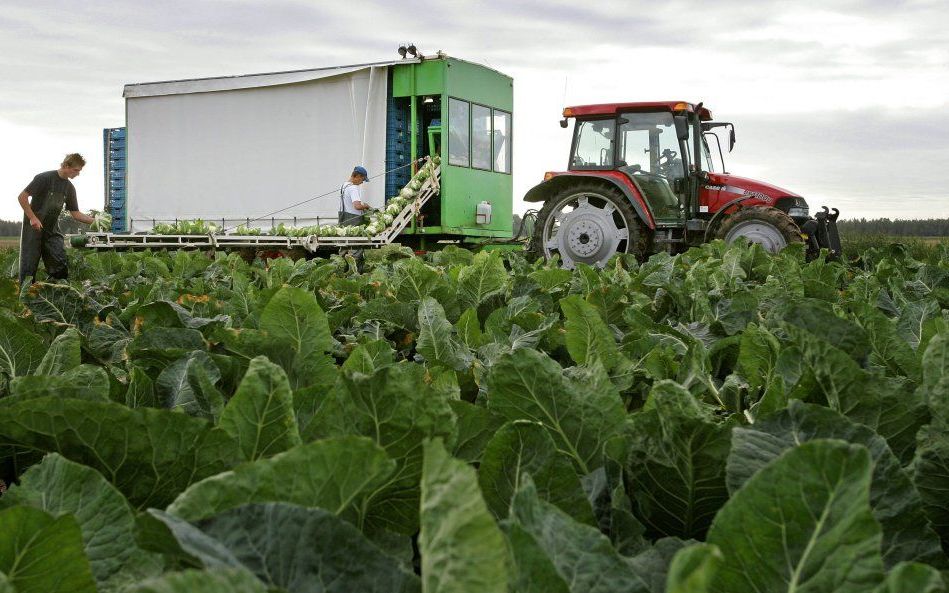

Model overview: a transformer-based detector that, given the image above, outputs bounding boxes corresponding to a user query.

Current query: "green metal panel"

[392,56,514,239]
[438,167,512,234]
[444,58,513,111]
[392,60,445,97]
[440,58,513,235]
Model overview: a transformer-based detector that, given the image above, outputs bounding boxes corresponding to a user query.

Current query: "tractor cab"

[563,102,713,223]
[525,101,842,267]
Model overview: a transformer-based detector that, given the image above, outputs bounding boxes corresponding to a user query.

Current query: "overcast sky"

[2,0,948,223]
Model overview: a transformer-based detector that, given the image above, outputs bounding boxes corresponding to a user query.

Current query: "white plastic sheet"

[125,65,390,232]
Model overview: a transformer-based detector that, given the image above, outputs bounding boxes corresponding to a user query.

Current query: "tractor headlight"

[786,197,809,219]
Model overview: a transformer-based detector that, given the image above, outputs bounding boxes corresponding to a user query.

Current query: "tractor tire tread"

[715,206,803,248]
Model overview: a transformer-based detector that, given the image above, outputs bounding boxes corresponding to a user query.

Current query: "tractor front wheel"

[531,182,647,268]
[716,207,803,253]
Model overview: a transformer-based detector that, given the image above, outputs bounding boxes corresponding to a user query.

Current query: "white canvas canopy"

[124,61,411,233]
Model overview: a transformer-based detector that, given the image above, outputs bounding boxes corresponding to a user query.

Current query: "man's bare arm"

[70,210,95,225]
[18,191,42,230]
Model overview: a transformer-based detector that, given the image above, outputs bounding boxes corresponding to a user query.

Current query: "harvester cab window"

[449,98,470,167]
[471,104,492,170]
[493,110,511,173]
[571,119,615,168]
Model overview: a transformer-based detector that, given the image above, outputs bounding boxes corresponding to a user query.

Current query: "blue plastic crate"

[103,127,128,232]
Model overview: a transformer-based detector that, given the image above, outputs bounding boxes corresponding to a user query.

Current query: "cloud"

[1,0,948,221]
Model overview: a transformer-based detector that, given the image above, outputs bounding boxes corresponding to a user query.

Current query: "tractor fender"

[524,172,656,229]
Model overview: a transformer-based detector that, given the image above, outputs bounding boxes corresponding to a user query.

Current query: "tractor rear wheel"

[716,207,803,253]
[531,182,647,268]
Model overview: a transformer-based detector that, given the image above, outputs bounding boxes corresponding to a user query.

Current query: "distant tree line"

[836,218,949,237]
[0,213,88,237]
[0,220,21,237]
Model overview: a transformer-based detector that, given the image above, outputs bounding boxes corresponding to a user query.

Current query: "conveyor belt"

[72,166,440,252]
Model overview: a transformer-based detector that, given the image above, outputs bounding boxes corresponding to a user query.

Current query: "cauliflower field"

[0,240,947,592]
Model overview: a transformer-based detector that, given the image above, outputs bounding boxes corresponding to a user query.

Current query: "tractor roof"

[563,101,713,121]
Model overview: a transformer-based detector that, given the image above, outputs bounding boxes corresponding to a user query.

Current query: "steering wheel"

[659,149,677,164]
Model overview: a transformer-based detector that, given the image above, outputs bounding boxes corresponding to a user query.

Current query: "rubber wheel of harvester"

[716,206,803,253]
[530,181,648,268]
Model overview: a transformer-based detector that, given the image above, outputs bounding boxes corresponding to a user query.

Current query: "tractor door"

[615,112,686,222]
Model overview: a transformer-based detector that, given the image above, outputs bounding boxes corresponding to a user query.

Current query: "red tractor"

[526,101,841,267]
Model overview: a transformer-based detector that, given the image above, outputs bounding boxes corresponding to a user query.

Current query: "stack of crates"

[102,127,127,232]
[385,73,411,202]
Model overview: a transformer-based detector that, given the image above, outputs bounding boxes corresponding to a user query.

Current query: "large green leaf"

[0,506,97,593]
[449,400,505,463]
[9,364,111,402]
[0,453,163,591]
[168,436,395,523]
[341,339,396,374]
[34,327,82,375]
[897,298,940,351]
[486,348,626,474]
[259,285,334,353]
[127,327,207,369]
[458,250,508,310]
[417,297,472,371]
[0,397,240,509]
[914,425,949,551]
[727,400,943,567]
[156,503,421,593]
[781,300,870,361]
[665,543,723,593]
[392,256,441,303]
[873,562,946,593]
[781,323,929,463]
[420,438,509,593]
[139,509,246,569]
[125,365,160,408]
[623,381,734,540]
[559,295,618,368]
[478,420,594,525]
[735,322,780,398]
[0,312,45,380]
[528,268,573,294]
[707,439,884,593]
[852,302,922,382]
[307,364,456,534]
[22,282,99,327]
[222,326,338,394]
[136,300,230,332]
[921,334,949,426]
[218,355,301,461]
[456,307,486,349]
[128,568,268,593]
[156,351,224,419]
[626,537,693,593]
[506,477,650,593]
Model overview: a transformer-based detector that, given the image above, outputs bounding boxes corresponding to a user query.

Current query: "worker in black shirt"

[17,153,95,284]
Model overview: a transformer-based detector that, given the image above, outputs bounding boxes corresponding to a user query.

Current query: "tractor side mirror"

[559,118,569,129]
[729,128,736,152]
[674,116,689,141]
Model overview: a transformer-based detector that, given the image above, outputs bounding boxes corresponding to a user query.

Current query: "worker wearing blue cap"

[338,166,371,226]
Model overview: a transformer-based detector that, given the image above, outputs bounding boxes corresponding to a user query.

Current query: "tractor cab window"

[616,111,684,218]
[570,119,615,169]
[701,137,717,173]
